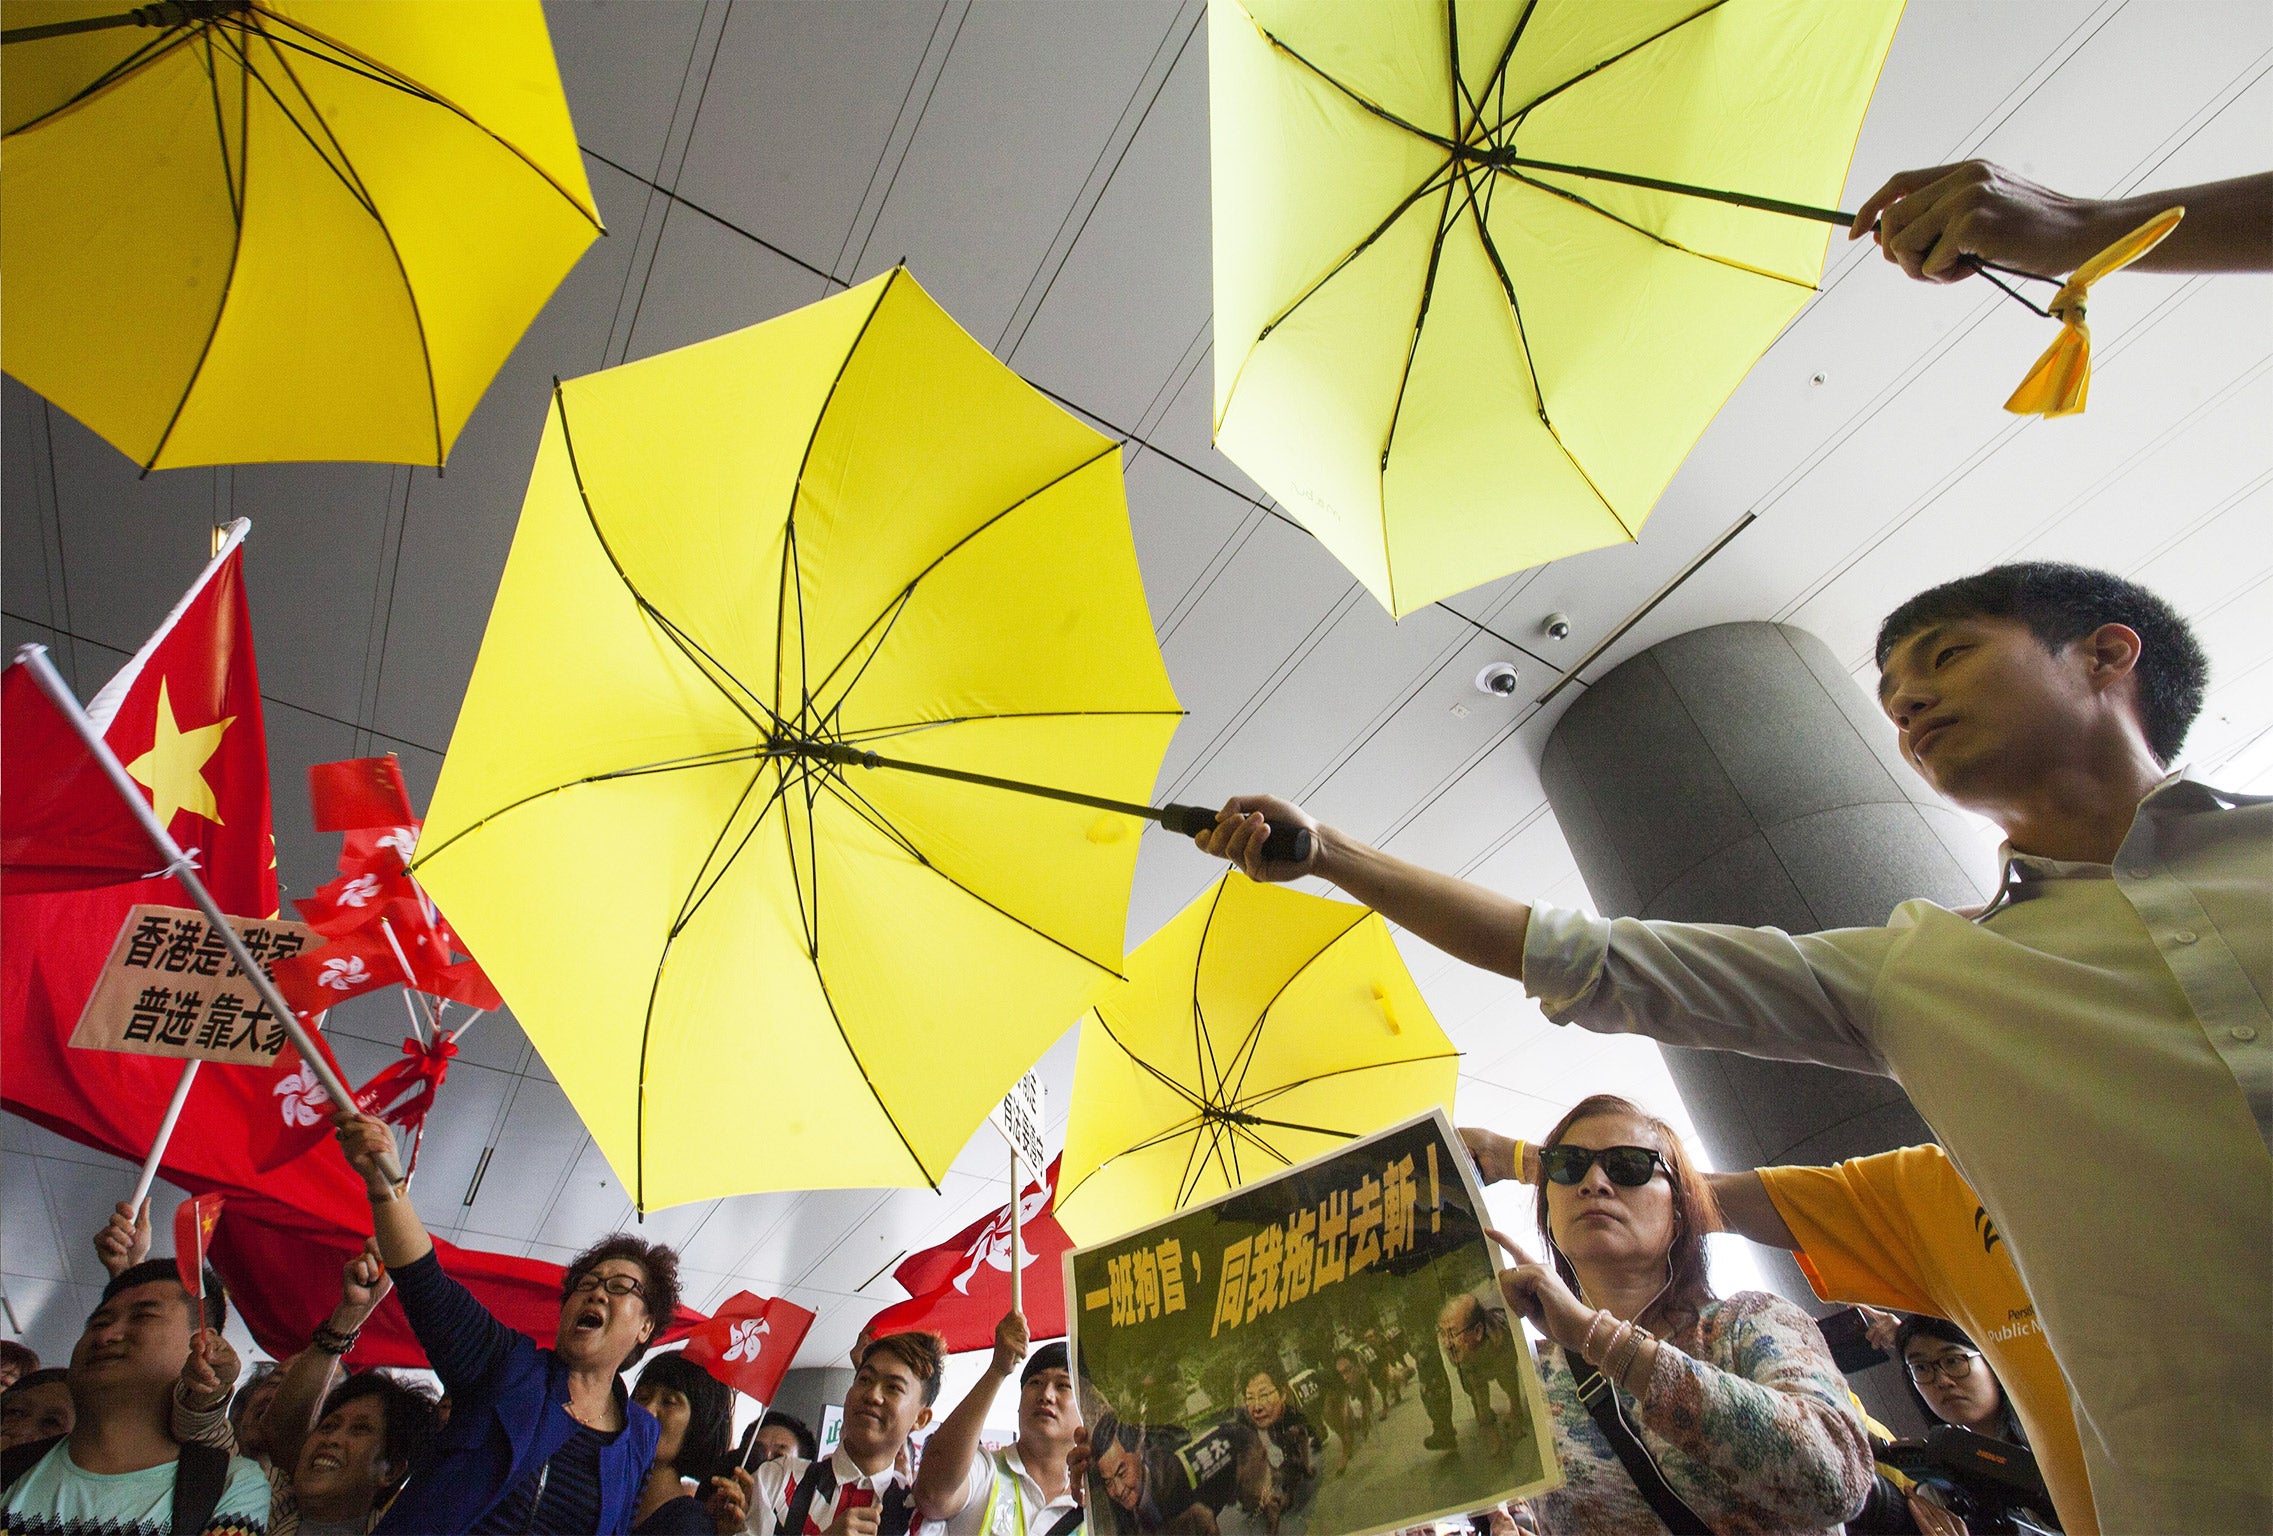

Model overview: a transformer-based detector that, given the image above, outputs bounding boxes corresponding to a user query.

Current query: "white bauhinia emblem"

[337,874,382,909]
[274,1064,328,1128]
[378,826,418,862]
[724,1317,770,1363]
[318,956,368,991]
[951,1185,1050,1294]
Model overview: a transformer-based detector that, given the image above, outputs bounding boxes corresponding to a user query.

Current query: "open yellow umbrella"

[1209,0,1904,616]
[1055,872,1459,1244]
[1,0,601,469]
[413,270,1218,1212]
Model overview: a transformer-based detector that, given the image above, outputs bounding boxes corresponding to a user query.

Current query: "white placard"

[988,1070,1048,1173]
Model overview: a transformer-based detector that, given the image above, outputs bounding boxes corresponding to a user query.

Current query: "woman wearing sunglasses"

[1475,1095,1873,1535]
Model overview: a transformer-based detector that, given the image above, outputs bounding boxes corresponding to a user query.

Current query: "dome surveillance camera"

[1475,662,1521,697]
[1543,613,1572,641]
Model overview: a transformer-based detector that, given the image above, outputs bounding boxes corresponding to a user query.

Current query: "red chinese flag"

[204,1194,710,1370]
[0,663,155,893]
[308,756,414,833]
[173,1192,224,1299]
[681,1291,816,1404]
[1,540,367,1234]
[866,1162,1073,1351]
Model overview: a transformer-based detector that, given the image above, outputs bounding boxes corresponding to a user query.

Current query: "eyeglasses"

[1906,1349,1982,1384]
[1539,1144,1668,1187]
[569,1272,645,1299]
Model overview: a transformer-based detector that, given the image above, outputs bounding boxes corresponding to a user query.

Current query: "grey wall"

[769,1364,854,1443]
[1542,621,1998,1433]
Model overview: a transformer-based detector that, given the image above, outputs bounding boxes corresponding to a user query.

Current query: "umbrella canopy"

[1209,0,1904,616]
[1055,872,1458,1244]
[414,270,1184,1212]
[1,0,601,469]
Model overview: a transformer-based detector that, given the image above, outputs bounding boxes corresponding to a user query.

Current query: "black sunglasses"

[1539,1144,1669,1187]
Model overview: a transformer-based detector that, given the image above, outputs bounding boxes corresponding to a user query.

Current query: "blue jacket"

[376,1251,660,1534]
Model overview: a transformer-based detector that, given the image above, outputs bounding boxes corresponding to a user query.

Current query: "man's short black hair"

[100,1258,226,1333]
[1022,1341,1070,1388]
[3,1367,68,1399]
[747,1409,816,1463]
[1877,561,2208,764]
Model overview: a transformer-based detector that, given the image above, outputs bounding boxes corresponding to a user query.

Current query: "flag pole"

[129,1060,201,1211]
[14,643,402,1183]
[1009,1145,1023,1318]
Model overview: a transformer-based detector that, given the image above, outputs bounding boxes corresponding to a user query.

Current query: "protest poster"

[68,904,316,1068]
[1067,1109,1558,1534]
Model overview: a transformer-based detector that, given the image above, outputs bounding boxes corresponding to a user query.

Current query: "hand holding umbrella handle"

[1159,804,1312,864]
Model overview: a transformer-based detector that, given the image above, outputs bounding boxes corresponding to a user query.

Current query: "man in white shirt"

[714,1331,942,1536]
[910,1312,1079,1536]
[1198,562,2269,1533]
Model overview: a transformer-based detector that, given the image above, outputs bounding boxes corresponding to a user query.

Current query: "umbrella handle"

[1159,804,1313,865]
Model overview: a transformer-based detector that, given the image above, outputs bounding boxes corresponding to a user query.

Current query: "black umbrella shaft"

[1492,153,1855,226]
[2,1,246,45]
[808,742,1313,863]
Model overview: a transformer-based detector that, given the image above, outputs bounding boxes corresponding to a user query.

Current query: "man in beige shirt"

[1199,561,2269,1532]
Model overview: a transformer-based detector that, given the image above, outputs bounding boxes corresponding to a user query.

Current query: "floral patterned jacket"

[1529,1289,1872,1535]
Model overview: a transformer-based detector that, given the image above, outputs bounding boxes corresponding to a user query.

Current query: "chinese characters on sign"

[70,904,318,1068]
[1066,1111,1561,1536]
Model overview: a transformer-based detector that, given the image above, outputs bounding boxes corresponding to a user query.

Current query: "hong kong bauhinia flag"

[681,1291,816,1405]
[864,1160,1073,1351]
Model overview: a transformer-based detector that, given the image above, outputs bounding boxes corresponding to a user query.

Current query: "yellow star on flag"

[125,679,234,830]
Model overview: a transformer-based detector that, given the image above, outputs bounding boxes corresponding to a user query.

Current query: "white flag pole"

[15,643,402,1183]
[129,1060,200,1211]
[1010,1145,1023,1318]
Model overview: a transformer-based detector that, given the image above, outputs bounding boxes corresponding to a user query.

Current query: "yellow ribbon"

[2004,207,2185,419]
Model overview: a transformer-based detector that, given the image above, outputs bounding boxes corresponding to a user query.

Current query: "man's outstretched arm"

[1200,796,1531,980]
[1459,1125,1800,1250]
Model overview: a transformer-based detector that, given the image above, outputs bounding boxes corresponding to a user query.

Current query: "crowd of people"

[3,164,2268,1536]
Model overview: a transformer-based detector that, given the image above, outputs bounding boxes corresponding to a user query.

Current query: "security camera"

[1543,613,1573,641]
[1474,662,1521,697]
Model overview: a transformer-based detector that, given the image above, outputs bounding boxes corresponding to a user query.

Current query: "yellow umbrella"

[413,270,1202,1212]
[1056,872,1459,1244]
[1,0,601,469]
[1209,0,1904,616]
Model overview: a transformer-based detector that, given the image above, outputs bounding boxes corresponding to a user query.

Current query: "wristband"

[1511,1139,1529,1184]
[1609,1322,1654,1388]
[312,1321,361,1356]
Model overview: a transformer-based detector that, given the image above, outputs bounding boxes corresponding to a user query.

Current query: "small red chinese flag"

[680,1291,815,1404]
[173,1192,224,1299]
[308,756,414,833]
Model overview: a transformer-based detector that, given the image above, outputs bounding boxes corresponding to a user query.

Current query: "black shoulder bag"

[1571,1362,1713,1534]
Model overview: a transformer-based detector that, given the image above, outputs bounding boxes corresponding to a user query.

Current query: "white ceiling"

[5,0,2270,1383]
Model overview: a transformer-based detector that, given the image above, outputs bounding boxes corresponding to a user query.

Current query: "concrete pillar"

[1540,622,1997,1429]
[768,1365,853,1447]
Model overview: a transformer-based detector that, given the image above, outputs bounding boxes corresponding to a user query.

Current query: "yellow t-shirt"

[1758,1144,2098,1536]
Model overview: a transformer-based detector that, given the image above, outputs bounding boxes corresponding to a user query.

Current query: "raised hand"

[180,1328,240,1412]
[338,1237,392,1323]
[1197,795,1322,883]
[1485,1228,1597,1356]
[332,1110,400,1200]
[705,1466,752,1534]
[94,1198,151,1278]
[991,1309,1031,1377]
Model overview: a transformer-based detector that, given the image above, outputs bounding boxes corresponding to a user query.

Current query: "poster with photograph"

[1067,1109,1559,1534]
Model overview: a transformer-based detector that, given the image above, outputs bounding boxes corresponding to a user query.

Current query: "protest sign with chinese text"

[1067,1109,1558,1534]
[68,905,315,1068]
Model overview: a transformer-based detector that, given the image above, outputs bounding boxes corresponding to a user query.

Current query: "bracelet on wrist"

[311,1321,361,1356]
[1579,1309,1615,1363]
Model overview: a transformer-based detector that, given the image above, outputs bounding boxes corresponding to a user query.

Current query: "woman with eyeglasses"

[1467,1095,1873,1534]
[334,1110,682,1533]
[1888,1315,2062,1533]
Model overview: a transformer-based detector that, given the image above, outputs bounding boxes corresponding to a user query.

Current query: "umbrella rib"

[667,764,794,940]
[774,794,941,1194]
[1497,167,1818,292]
[1459,162,1559,460]
[1445,0,1481,153]
[552,382,779,731]
[1190,878,1236,1108]
[779,271,899,719]
[1467,0,1539,139]
[139,28,255,472]
[1234,1048,1464,1116]
[1217,906,1375,1110]
[1,25,193,139]
[1376,172,1474,608]
[1493,0,1726,129]
[1246,17,1455,151]
[237,18,447,466]
[405,747,769,874]
[807,441,1123,714]
[810,772,1129,982]
[250,9,604,230]
[197,29,242,229]
[814,586,915,740]
[1092,1009,1214,1118]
